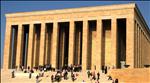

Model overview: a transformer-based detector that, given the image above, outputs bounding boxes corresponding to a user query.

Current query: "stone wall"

[108,68,150,83]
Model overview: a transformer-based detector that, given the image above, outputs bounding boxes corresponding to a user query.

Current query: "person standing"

[36,75,39,83]
[97,72,100,80]
[115,79,118,83]
[51,75,54,83]
[11,70,15,78]
[41,70,44,77]
[27,66,30,72]
[104,66,107,74]
[71,72,75,82]
[82,80,85,83]
[29,71,32,79]
[92,71,96,80]
[87,71,91,78]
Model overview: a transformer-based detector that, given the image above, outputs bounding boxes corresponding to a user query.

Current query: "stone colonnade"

[3,17,135,70]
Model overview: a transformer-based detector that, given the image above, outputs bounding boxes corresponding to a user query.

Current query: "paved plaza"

[1,69,114,83]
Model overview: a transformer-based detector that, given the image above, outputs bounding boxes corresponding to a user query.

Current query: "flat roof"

[5,3,136,17]
[5,3,150,37]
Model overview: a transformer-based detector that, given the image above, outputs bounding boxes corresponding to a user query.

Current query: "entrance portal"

[9,25,18,69]
[32,24,41,67]
[117,19,126,68]
[21,25,29,68]
[57,22,69,69]
[102,20,111,67]
[87,20,97,70]
[74,21,83,65]
[45,23,53,65]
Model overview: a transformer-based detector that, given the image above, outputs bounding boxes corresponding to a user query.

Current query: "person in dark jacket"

[97,72,100,80]
[51,75,54,83]
[11,70,15,78]
[29,72,32,79]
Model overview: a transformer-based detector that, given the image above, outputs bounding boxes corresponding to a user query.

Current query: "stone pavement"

[1,69,114,83]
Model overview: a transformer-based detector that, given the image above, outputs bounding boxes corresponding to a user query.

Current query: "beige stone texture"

[51,21,58,68]
[126,15,135,68]
[68,20,75,65]
[111,18,117,67]
[82,19,88,70]
[16,24,23,67]
[3,22,12,69]
[39,22,46,65]
[3,3,150,70]
[27,23,34,68]
[108,68,150,83]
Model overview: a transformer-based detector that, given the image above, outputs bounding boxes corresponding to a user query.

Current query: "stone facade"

[3,3,150,70]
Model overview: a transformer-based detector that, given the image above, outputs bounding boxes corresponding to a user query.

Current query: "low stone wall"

[108,68,150,83]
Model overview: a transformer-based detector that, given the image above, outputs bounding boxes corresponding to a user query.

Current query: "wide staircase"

[1,69,114,83]
[14,70,113,83]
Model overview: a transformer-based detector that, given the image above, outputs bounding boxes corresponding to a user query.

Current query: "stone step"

[12,71,113,82]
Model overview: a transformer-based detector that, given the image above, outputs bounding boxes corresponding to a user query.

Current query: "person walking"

[71,72,75,82]
[29,71,32,79]
[36,75,39,83]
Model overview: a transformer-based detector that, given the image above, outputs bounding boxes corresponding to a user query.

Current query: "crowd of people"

[50,64,81,82]
[86,69,118,83]
[11,64,119,83]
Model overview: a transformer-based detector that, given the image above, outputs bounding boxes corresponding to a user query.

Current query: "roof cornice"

[134,4,150,37]
[5,3,136,17]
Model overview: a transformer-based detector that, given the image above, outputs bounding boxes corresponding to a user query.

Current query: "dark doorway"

[21,25,29,68]
[102,20,111,67]
[117,19,126,68]
[57,22,69,69]
[45,23,53,65]
[33,24,41,67]
[74,21,83,65]
[87,20,97,70]
[9,25,18,69]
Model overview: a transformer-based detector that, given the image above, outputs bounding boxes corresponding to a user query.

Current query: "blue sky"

[1,1,150,67]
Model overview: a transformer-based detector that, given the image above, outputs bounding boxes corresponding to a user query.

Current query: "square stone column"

[3,22,12,69]
[51,21,58,68]
[16,24,23,67]
[33,30,37,67]
[68,20,75,65]
[61,30,65,67]
[82,19,88,71]
[126,16,135,68]
[111,18,117,68]
[39,22,46,66]
[139,29,142,68]
[137,23,140,68]
[94,19,102,70]
[27,23,34,68]
[134,21,138,68]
